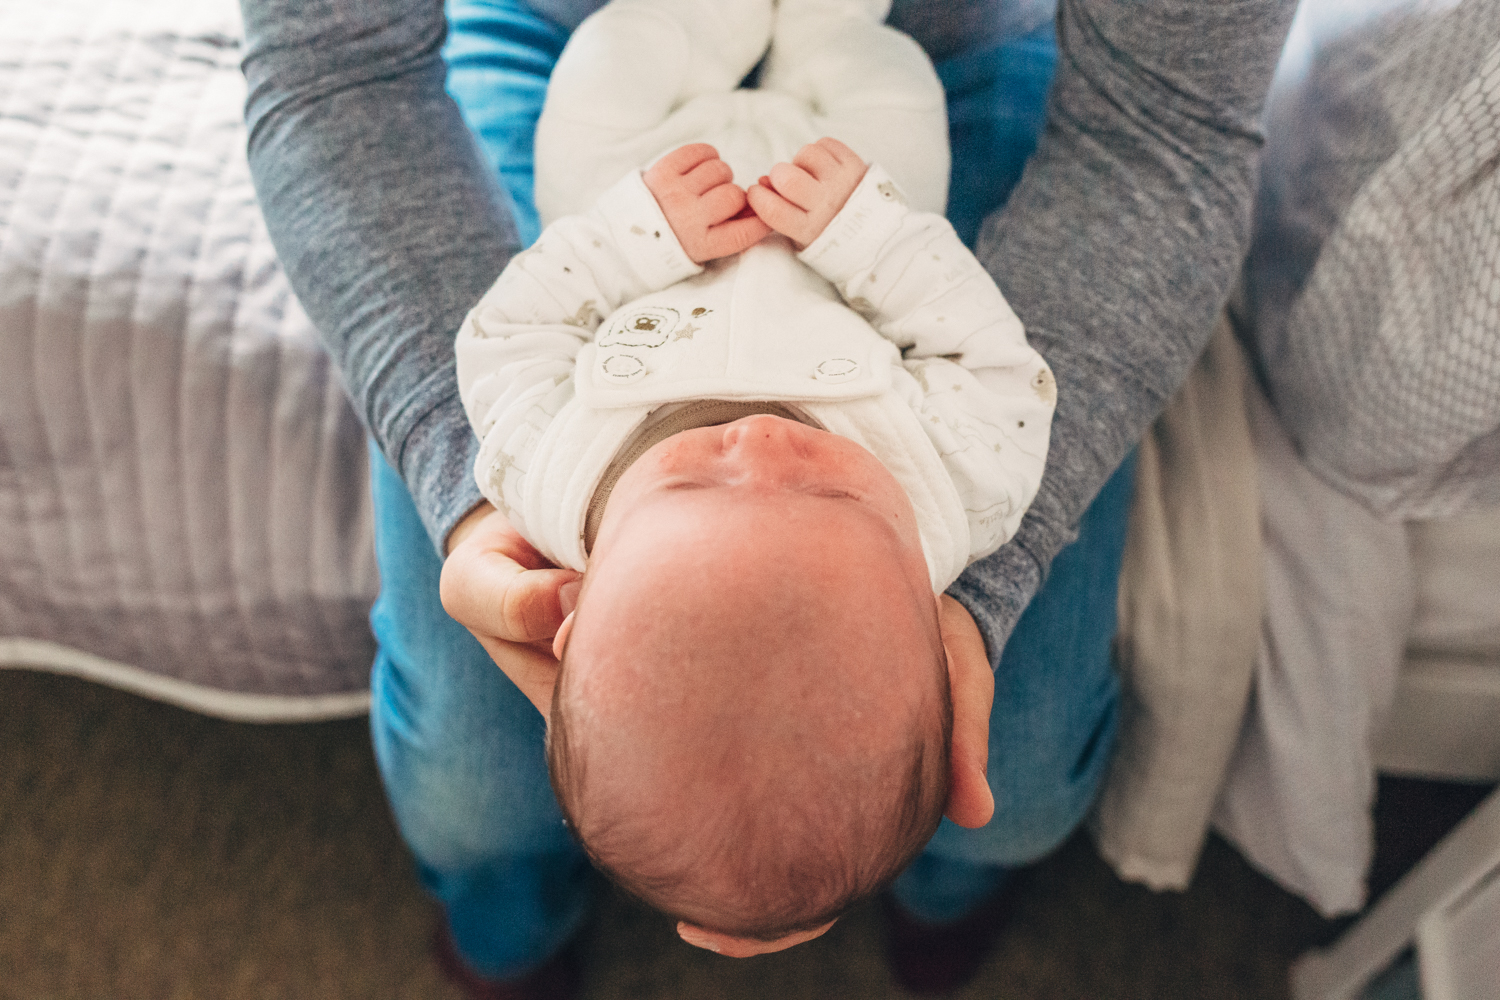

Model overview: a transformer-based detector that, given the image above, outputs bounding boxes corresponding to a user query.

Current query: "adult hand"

[939,594,996,829]
[643,143,771,264]
[747,137,867,249]
[440,501,581,716]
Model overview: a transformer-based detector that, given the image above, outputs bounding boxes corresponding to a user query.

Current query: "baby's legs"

[762,0,949,213]
[533,0,773,223]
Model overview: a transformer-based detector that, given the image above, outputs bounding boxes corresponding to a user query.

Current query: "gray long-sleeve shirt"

[240,0,1296,653]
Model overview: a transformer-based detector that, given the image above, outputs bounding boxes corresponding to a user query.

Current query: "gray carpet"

[0,668,1382,999]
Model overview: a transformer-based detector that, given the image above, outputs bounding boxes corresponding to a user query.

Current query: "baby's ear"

[677,920,835,957]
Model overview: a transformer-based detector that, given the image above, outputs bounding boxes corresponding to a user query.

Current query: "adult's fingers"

[939,594,995,829]
[677,920,835,958]
[440,544,578,645]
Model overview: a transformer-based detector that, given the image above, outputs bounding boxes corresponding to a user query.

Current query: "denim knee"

[367,439,575,870]
[923,679,1118,868]
[369,631,576,870]
[986,690,1118,865]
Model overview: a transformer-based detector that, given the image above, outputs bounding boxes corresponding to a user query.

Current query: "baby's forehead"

[561,593,945,744]
[572,554,936,672]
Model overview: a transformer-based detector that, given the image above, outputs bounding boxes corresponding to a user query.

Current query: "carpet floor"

[2,668,1488,1000]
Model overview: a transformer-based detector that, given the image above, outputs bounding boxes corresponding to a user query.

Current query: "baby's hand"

[643,143,771,264]
[746,138,867,250]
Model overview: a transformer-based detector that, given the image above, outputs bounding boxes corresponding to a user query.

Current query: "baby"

[454,0,1055,947]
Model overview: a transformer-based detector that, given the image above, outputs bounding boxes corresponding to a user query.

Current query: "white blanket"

[1214,0,1500,915]
[0,0,377,720]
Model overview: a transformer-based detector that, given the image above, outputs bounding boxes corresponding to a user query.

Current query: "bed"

[0,0,376,721]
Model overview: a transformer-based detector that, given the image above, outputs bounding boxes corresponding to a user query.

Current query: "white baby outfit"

[455,0,1056,591]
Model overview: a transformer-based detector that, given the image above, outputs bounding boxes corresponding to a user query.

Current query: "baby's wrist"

[798,164,909,283]
[597,171,702,288]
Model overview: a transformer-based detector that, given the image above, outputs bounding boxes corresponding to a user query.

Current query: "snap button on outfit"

[814,358,860,383]
[601,354,647,381]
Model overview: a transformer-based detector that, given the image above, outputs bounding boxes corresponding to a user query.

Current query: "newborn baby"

[547,380,955,940]
[454,0,1055,947]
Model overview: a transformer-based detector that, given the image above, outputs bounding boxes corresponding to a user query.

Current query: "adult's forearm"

[956,0,1297,645]
[240,0,517,552]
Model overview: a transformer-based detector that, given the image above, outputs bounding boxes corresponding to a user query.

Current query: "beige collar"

[583,399,815,553]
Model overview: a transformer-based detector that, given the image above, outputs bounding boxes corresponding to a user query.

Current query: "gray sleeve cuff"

[393,390,487,556]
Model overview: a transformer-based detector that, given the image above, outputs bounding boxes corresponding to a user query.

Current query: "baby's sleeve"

[455,169,702,527]
[798,165,1057,561]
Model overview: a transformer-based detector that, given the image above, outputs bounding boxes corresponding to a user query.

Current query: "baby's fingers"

[650,142,721,180]
[644,144,724,209]
[682,156,734,196]
[747,183,814,246]
[797,137,861,174]
[701,214,772,259]
[767,161,820,209]
[792,140,842,180]
[699,182,751,225]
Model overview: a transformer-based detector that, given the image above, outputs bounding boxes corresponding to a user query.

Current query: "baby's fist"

[746,138,867,249]
[643,144,771,264]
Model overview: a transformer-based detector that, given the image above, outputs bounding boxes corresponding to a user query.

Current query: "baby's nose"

[721,414,799,452]
[720,415,811,474]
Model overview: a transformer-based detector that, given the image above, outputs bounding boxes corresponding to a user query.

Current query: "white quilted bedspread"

[0,0,377,719]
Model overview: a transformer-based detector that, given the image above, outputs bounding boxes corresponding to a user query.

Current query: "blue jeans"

[368,0,1126,976]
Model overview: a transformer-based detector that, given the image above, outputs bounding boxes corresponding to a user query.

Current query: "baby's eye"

[809,487,861,502]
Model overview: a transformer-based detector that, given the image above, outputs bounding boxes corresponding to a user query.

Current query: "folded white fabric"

[1210,386,1413,917]
[1091,318,1262,893]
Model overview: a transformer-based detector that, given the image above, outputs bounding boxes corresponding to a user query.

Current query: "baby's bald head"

[546,489,951,939]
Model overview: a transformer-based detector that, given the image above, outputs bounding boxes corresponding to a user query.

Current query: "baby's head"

[547,415,952,940]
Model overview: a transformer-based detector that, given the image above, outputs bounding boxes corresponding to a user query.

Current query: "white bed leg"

[1290,785,1500,1000]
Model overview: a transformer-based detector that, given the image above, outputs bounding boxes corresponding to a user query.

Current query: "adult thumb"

[441,548,579,645]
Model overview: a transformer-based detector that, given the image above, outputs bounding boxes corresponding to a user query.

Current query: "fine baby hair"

[546,528,953,939]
